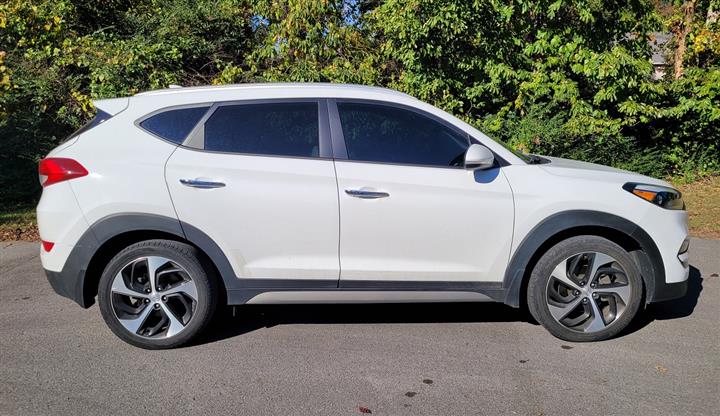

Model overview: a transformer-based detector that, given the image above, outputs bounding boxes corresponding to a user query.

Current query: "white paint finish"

[63,115,181,226]
[335,161,515,282]
[503,163,689,285]
[165,148,340,280]
[245,290,492,304]
[92,97,129,115]
[36,181,89,272]
[36,82,690,294]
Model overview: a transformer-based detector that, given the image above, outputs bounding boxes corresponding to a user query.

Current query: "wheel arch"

[502,210,664,308]
[70,214,234,308]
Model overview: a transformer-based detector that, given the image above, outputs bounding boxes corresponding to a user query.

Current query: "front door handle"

[179,178,226,189]
[345,189,390,199]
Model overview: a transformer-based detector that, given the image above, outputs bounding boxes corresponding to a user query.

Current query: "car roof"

[134,82,415,100]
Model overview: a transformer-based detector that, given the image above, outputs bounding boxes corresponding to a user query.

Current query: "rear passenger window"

[140,106,209,144]
[203,102,319,157]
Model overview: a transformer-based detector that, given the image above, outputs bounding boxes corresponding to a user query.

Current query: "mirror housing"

[464,144,495,170]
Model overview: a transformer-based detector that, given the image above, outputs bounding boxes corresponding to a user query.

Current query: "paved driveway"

[1,239,719,415]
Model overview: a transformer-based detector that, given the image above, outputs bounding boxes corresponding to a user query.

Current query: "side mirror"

[464,144,495,170]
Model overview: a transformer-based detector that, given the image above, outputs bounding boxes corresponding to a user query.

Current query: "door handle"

[345,189,390,199]
[179,178,226,189]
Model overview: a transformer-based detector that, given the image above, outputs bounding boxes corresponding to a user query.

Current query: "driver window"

[337,102,469,167]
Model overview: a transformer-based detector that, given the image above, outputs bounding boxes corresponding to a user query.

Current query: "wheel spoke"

[550,260,581,290]
[548,296,582,321]
[586,252,614,285]
[162,280,198,301]
[145,256,167,293]
[111,272,148,298]
[595,284,631,305]
[160,303,185,337]
[585,298,606,332]
[118,304,153,334]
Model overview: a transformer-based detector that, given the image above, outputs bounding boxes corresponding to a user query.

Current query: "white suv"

[37,83,689,349]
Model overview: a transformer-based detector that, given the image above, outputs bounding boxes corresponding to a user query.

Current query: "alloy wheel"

[110,256,198,338]
[545,252,632,333]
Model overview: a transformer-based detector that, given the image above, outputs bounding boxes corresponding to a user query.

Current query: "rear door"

[164,99,340,283]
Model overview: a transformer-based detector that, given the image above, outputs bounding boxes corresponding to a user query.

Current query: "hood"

[537,155,671,187]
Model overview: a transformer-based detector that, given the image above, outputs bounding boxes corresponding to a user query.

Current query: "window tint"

[203,102,319,157]
[140,106,209,144]
[62,110,112,143]
[337,102,469,167]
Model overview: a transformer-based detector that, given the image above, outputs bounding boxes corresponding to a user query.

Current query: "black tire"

[527,236,643,342]
[98,239,218,349]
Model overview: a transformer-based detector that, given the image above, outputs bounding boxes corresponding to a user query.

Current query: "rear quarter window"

[62,110,112,143]
[139,106,210,144]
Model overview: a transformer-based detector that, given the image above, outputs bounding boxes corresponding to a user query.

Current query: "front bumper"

[652,279,689,303]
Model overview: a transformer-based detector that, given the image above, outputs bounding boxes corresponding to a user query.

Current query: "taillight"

[38,158,88,187]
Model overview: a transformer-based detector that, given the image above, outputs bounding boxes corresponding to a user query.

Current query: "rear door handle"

[345,189,390,199]
[179,178,226,189]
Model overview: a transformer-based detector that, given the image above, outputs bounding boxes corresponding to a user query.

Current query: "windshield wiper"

[526,154,545,164]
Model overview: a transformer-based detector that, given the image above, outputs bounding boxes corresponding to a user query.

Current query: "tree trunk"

[673,0,696,79]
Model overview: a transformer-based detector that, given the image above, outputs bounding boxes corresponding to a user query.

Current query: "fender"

[501,210,665,307]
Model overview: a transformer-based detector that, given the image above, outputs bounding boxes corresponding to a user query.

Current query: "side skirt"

[226,279,507,305]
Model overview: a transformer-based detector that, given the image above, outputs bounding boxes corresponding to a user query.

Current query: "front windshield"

[493,138,534,163]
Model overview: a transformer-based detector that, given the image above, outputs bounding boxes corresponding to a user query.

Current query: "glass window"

[337,102,469,167]
[203,102,319,157]
[62,110,113,143]
[140,106,209,144]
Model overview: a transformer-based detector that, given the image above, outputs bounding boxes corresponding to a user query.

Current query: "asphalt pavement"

[1,239,719,415]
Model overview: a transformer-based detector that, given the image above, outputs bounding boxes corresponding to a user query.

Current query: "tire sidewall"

[98,240,216,349]
[527,236,643,342]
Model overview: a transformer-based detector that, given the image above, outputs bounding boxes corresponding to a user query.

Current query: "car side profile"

[37,83,689,349]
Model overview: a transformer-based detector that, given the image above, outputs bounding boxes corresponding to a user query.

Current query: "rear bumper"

[43,238,98,308]
[45,268,88,307]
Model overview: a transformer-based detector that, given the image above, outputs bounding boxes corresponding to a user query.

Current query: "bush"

[1,0,718,205]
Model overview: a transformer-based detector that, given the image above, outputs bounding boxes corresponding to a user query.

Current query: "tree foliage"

[1,0,719,204]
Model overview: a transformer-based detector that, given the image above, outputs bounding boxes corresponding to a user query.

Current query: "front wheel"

[527,236,643,342]
[98,239,217,349]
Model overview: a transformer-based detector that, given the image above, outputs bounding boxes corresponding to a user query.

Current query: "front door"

[332,101,515,283]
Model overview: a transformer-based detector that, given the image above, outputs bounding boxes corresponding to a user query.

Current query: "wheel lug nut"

[592,293,599,299]
[579,281,586,286]
[154,303,160,309]
[161,296,167,301]
[573,290,581,296]
[145,288,151,293]
[582,298,589,304]
[590,283,596,288]
[144,299,149,304]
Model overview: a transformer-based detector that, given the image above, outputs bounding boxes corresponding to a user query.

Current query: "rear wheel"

[98,239,217,349]
[527,236,643,342]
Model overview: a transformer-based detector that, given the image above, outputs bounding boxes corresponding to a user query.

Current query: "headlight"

[623,183,685,210]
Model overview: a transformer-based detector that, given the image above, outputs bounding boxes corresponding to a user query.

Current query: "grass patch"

[1,177,718,241]
[0,205,38,241]
[676,175,720,239]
